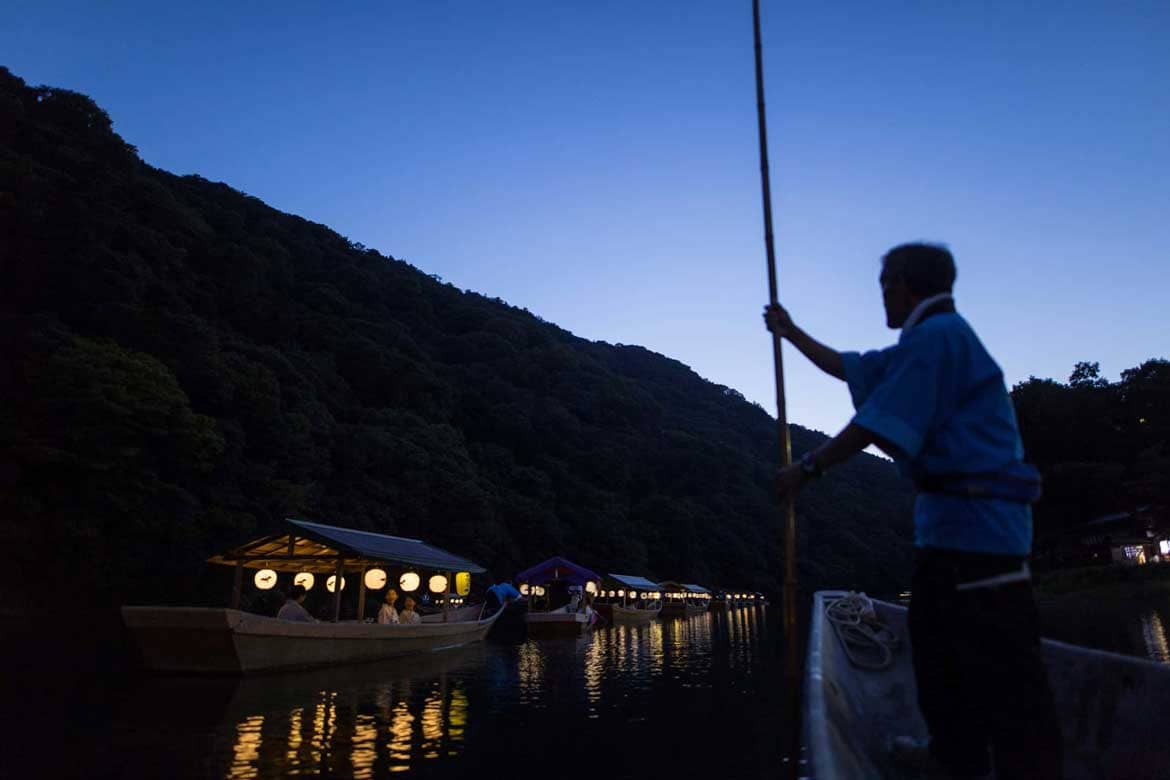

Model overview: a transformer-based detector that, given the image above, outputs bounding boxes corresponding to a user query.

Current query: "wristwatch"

[799,451,823,479]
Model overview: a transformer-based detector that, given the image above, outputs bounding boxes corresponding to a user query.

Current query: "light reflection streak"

[229,714,264,779]
[1140,611,1170,663]
[351,714,377,778]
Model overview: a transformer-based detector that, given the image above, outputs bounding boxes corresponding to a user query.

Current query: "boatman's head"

[879,243,956,328]
[290,585,308,602]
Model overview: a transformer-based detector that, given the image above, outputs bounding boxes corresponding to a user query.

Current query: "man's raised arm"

[763,304,845,380]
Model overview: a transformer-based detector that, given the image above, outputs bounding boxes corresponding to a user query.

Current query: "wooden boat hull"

[526,608,594,637]
[804,590,1170,779]
[661,602,709,618]
[596,603,661,625]
[122,606,500,675]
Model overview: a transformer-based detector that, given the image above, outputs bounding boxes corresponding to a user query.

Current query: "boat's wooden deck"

[805,590,1170,779]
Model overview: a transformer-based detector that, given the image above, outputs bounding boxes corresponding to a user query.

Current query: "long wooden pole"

[751,2,801,777]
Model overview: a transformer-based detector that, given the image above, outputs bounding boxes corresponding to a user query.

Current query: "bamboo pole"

[751,2,801,778]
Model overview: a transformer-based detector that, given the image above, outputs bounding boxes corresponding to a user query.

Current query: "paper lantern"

[254,569,277,590]
[520,583,530,596]
[584,581,597,595]
[326,574,346,593]
[364,569,387,590]
[293,572,314,590]
[534,585,546,597]
[428,574,448,594]
[455,572,471,596]
[399,572,420,592]
[617,590,625,598]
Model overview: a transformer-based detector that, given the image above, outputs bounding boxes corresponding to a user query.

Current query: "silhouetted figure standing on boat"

[768,243,1061,779]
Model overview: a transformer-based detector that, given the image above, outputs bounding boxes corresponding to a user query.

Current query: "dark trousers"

[909,548,1063,779]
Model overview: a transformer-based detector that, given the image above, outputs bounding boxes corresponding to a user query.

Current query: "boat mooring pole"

[751,2,801,777]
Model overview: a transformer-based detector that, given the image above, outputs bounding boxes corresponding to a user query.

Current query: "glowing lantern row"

[268,568,473,595]
[584,581,598,595]
[519,583,530,596]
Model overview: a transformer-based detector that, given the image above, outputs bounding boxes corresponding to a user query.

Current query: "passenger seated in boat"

[378,589,400,625]
[277,585,317,622]
[399,597,421,625]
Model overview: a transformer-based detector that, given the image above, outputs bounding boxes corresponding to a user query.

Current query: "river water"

[82,606,790,779]
[55,594,1170,779]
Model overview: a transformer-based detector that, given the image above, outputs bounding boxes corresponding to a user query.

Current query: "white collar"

[901,293,953,332]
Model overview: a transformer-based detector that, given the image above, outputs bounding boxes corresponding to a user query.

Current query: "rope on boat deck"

[825,593,900,670]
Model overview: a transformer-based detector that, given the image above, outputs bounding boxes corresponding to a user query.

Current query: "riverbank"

[1034,561,1170,601]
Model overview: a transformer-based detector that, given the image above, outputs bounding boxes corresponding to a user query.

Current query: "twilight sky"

[5,1,1168,437]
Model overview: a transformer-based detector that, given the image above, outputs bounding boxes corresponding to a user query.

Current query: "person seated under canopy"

[277,585,317,622]
[378,589,400,625]
[400,597,421,625]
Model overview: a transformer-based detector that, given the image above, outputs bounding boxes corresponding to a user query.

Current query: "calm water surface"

[68,597,1170,779]
[87,606,789,779]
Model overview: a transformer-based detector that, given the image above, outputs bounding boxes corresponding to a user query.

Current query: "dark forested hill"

[0,68,913,610]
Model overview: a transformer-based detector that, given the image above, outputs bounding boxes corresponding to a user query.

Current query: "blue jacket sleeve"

[841,346,897,409]
[848,337,942,460]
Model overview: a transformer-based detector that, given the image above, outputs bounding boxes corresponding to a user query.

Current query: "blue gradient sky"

[5,1,1167,437]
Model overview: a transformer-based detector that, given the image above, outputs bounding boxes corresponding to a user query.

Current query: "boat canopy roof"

[606,573,660,591]
[657,581,708,593]
[515,556,601,586]
[206,518,486,574]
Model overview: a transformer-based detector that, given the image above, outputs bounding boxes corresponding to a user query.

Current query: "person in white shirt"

[399,596,421,625]
[277,585,317,622]
[377,588,400,624]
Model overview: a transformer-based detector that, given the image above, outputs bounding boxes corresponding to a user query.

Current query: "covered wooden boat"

[123,518,496,674]
[658,581,711,618]
[123,605,500,674]
[595,574,662,625]
[804,590,1170,779]
[517,556,602,638]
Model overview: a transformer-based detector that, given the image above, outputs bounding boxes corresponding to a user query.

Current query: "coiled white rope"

[825,592,900,670]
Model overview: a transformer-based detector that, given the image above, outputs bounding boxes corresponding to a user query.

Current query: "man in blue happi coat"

[768,243,1061,779]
